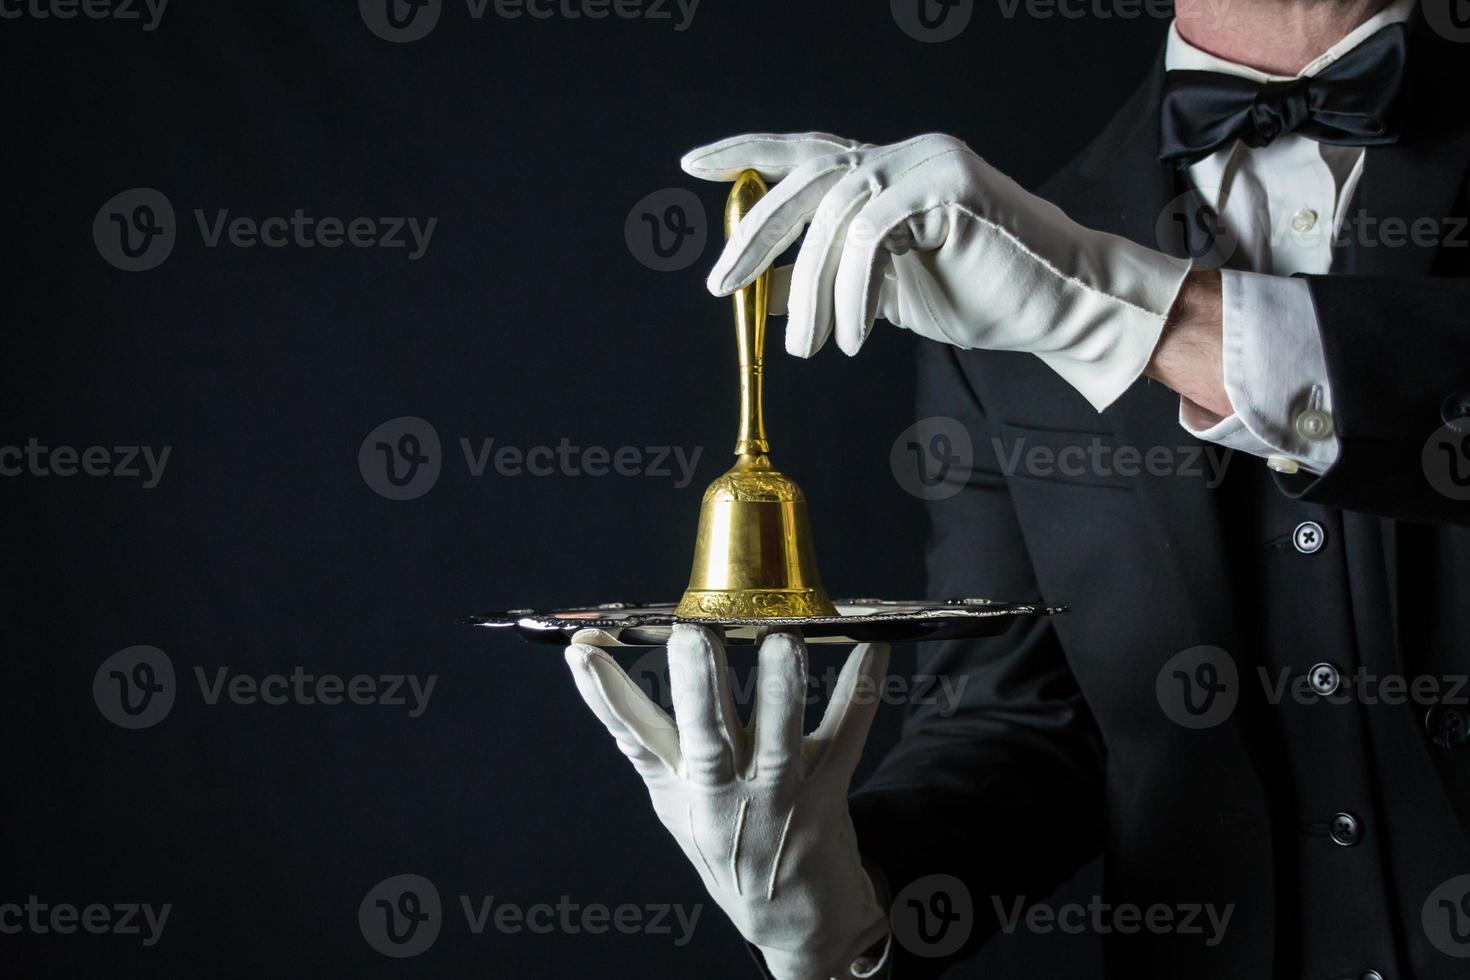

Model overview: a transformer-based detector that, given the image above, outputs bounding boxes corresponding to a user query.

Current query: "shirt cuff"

[1178,270,1341,474]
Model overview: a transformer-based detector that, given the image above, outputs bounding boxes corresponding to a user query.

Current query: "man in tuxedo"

[563,0,1470,976]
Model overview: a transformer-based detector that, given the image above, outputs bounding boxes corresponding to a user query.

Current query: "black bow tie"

[1158,22,1408,165]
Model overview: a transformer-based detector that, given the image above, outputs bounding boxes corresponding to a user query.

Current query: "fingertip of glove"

[756,628,802,652]
[669,622,712,643]
[669,622,723,658]
[704,268,730,297]
[680,139,741,180]
[678,150,707,179]
[783,325,818,359]
[563,643,602,670]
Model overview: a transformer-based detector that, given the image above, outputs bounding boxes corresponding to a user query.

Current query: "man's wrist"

[1146,267,1230,422]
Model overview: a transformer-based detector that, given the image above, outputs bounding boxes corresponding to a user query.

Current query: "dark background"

[1,2,1168,976]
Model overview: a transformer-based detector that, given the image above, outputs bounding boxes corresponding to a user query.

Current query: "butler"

[563,1,1470,977]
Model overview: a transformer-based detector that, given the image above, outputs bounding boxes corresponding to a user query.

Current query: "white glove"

[681,132,1192,411]
[564,625,891,980]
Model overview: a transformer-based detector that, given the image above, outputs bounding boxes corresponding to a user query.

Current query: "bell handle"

[726,170,770,458]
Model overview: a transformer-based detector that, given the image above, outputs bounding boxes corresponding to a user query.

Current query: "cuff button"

[1267,455,1300,475]
[1294,408,1334,441]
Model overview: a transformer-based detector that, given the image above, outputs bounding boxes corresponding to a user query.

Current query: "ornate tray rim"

[465,598,1068,633]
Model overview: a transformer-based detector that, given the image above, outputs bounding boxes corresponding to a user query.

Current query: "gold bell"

[674,170,839,620]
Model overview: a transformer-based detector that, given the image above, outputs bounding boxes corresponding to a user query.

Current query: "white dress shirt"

[1167,0,1414,474]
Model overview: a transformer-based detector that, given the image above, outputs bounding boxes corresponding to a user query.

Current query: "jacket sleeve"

[844,342,1107,978]
[1282,274,1470,525]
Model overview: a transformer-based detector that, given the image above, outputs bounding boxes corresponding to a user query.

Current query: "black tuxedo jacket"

[848,17,1470,980]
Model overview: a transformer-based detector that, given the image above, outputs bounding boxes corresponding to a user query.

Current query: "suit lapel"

[1344,128,1470,276]
[1344,14,1470,277]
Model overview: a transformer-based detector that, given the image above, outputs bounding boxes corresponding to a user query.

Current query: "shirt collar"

[1165,0,1414,81]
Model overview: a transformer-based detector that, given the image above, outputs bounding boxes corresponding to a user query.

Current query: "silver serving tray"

[466,599,1065,647]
